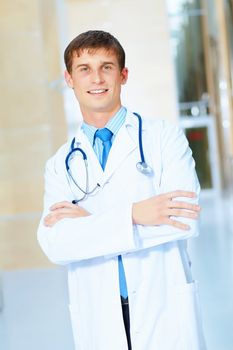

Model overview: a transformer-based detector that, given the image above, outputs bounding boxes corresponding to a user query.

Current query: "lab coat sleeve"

[37,156,136,265]
[134,121,201,250]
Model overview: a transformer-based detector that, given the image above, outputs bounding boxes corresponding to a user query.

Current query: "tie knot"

[95,128,113,142]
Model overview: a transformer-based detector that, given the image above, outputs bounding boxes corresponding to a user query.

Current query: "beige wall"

[0,1,67,269]
[65,0,178,122]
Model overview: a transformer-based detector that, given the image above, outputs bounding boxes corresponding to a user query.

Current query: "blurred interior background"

[0,0,233,349]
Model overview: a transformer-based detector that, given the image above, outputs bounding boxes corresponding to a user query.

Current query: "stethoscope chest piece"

[136,161,154,176]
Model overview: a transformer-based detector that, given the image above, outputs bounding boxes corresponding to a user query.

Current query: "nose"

[91,69,104,84]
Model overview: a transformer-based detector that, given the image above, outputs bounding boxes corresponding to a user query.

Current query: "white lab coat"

[37,110,206,350]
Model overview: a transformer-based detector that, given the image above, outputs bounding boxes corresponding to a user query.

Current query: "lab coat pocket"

[175,280,207,350]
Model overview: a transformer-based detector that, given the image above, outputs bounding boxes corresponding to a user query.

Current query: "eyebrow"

[75,63,88,69]
[75,61,116,69]
[101,61,115,66]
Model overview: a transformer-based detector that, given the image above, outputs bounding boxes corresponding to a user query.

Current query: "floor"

[0,268,74,350]
[189,193,233,350]
[0,194,233,350]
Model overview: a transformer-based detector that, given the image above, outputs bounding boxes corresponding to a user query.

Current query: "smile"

[87,89,108,94]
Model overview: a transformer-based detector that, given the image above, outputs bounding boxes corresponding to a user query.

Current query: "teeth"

[88,89,107,94]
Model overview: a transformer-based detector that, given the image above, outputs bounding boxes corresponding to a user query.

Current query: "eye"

[79,66,89,72]
[103,64,112,70]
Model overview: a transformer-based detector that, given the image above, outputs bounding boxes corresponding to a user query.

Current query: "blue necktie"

[95,128,113,170]
[95,128,128,298]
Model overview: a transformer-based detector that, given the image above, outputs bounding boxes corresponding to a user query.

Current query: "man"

[38,30,206,350]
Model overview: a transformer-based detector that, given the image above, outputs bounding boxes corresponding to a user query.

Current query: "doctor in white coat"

[37,30,206,350]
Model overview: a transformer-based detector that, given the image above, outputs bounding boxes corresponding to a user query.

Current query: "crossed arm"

[44,190,200,229]
[39,123,201,264]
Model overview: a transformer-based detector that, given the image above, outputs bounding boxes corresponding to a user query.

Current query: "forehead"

[72,48,119,65]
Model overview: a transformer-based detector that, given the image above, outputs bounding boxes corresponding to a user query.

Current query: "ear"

[64,70,74,88]
[121,67,129,85]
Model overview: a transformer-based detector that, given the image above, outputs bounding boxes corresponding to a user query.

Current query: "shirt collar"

[81,106,127,146]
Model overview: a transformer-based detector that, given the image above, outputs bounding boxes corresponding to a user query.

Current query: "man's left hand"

[44,201,90,227]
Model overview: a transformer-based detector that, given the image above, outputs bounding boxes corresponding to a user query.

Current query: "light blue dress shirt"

[81,106,128,298]
[81,106,127,160]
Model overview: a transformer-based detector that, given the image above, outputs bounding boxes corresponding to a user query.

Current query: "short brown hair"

[64,30,126,73]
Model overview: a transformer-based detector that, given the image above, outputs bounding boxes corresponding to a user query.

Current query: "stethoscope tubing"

[65,112,153,202]
[133,112,145,164]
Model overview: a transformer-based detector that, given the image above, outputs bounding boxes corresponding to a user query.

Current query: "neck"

[81,105,122,128]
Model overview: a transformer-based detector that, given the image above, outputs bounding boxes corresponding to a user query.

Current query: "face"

[64,48,128,123]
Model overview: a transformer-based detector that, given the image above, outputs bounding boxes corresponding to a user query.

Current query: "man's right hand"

[132,190,200,230]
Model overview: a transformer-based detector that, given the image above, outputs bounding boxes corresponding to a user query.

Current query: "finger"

[165,218,190,230]
[50,201,77,211]
[45,207,87,221]
[168,209,199,219]
[165,190,197,199]
[44,212,70,227]
[49,212,76,220]
[48,209,79,218]
[168,201,201,212]
[44,214,57,227]
[51,207,74,214]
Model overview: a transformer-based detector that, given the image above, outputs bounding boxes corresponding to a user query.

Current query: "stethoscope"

[65,112,154,203]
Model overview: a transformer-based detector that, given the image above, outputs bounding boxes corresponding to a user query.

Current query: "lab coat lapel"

[103,120,137,181]
[74,111,139,186]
